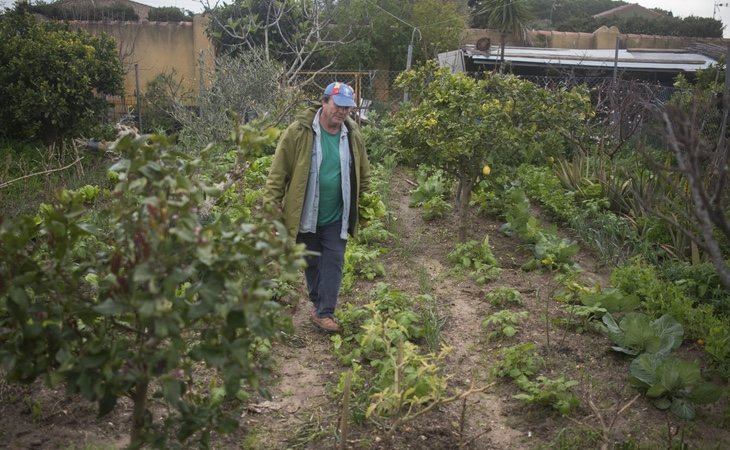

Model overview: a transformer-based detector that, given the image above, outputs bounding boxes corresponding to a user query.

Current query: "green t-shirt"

[318,129,343,225]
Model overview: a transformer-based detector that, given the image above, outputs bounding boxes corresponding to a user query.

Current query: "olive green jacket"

[264,106,370,238]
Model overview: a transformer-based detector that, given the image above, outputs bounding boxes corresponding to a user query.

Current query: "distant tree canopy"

[559,14,724,38]
[519,0,627,27]
[207,0,467,72]
[470,0,723,38]
[0,7,124,143]
[324,0,468,70]
[27,0,139,21]
[148,6,193,22]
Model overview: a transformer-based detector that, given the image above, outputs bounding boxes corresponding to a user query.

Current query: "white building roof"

[464,46,716,73]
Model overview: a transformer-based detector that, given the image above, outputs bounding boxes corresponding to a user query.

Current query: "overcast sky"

[2,0,728,37]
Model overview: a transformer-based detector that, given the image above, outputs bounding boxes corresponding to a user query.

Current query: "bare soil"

[1,168,728,450]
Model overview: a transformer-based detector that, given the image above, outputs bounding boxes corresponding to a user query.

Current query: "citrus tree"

[0,129,306,447]
[0,7,123,144]
[394,62,591,240]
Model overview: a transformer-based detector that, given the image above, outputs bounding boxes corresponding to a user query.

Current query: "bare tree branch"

[0,157,84,190]
[638,94,730,289]
[205,0,350,86]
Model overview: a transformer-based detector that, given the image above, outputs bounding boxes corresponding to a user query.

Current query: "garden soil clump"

[1,168,728,449]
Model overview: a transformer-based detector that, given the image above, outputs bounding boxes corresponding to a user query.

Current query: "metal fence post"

[135,63,142,132]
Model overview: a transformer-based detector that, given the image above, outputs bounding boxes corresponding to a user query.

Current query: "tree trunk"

[130,379,149,446]
[457,177,475,242]
[499,33,506,73]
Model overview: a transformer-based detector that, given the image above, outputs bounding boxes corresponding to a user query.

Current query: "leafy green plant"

[580,288,640,314]
[356,221,394,246]
[333,283,426,365]
[500,187,580,272]
[0,129,306,447]
[333,362,368,424]
[556,304,607,334]
[551,273,596,305]
[630,353,723,420]
[421,195,451,221]
[662,261,730,315]
[485,287,523,307]
[482,310,528,341]
[366,338,451,419]
[331,283,452,427]
[148,6,192,21]
[500,187,542,242]
[513,375,580,415]
[341,243,386,293]
[493,342,579,414]
[23,396,43,421]
[470,171,514,218]
[447,237,501,284]
[524,234,580,272]
[492,342,544,380]
[29,1,139,21]
[360,112,399,165]
[603,313,684,356]
[518,164,578,223]
[358,191,387,229]
[611,259,730,379]
[409,166,451,208]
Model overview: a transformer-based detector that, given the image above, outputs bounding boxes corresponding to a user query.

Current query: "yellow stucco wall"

[463,27,729,50]
[71,15,214,99]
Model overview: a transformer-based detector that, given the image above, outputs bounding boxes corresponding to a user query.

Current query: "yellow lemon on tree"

[482,164,491,176]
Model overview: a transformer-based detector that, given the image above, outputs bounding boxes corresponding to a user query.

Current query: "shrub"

[0,130,307,446]
[0,8,124,144]
[148,6,192,22]
[28,1,139,21]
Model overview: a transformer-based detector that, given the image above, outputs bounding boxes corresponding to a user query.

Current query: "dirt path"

[243,169,613,449]
[384,171,526,449]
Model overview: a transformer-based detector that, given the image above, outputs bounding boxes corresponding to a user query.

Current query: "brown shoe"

[310,314,341,333]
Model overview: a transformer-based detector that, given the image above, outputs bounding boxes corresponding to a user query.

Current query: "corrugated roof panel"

[466,47,716,72]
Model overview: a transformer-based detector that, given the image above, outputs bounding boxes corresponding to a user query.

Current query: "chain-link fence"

[107,68,682,143]
[105,95,138,124]
[291,71,404,116]
[291,70,676,122]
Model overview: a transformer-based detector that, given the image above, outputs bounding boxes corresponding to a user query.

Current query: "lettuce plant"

[603,312,683,356]
[630,353,722,420]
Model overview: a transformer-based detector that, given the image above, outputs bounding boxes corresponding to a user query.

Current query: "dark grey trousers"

[297,221,347,318]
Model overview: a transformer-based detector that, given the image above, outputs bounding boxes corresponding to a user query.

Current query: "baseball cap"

[324,82,356,108]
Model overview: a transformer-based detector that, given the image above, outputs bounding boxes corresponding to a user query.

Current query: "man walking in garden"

[265,82,370,333]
